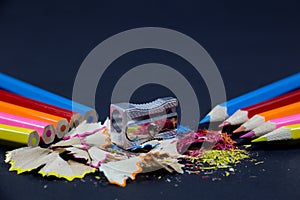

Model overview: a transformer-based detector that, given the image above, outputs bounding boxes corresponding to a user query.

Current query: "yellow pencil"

[0,124,40,147]
[252,124,300,142]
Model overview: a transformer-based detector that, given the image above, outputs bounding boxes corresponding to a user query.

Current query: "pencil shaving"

[65,147,91,162]
[140,153,184,174]
[83,128,111,149]
[50,137,82,148]
[5,147,53,173]
[149,138,180,157]
[99,157,142,187]
[6,146,95,180]
[39,154,95,181]
[87,146,122,168]
[64,121,106,139]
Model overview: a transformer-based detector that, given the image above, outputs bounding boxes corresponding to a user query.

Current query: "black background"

[0,0,300,199]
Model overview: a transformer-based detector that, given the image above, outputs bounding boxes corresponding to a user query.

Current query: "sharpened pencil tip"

[219,121,231,128]
[240,131,255,139]
[251,137,267,143]
[199,115,210,124]
[233,126,246,133]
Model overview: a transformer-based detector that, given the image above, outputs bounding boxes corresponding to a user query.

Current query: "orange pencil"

[233,101,300,133]
[0,101,69,138]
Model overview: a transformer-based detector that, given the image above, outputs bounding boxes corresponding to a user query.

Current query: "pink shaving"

[63,126,106,140]
[87,154,109,168]
[72,154,88,160]
[177,130,236,156]
[79,142,91,150]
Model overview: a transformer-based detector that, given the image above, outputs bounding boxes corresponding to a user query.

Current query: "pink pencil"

[0,112,56,144]
[240,113,300,138]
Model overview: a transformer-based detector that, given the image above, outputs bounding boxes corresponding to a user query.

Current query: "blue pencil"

[0,73,97,123]
[200,72,300,124]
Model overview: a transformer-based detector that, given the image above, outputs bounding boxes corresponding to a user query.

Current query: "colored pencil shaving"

[0,124,40,147]
[0,101,69,138]
[0,73,98,123]
[177,130,236,156]
[99,153,183,187]
[241,113,300,138]
[64,120,106,139]
[183,149,250,171]
[233,101,300,133]
[0,89,82,128]
[5,147,96,181]
[200,72,300,124]
[220,88,300,127]
[252,124,300,142]
[0,112,55,144]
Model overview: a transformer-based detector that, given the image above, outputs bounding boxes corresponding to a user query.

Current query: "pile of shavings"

[4,121,260,186]
[177,129,237,156]
[182,149,250,173]
[5,119,184,187]
[177,130,252,179]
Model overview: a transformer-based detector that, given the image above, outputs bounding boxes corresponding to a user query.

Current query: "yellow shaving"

[39,168,96,181]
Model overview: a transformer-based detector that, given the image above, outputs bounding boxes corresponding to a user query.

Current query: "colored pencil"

[199,72,300,124]
[0,101,69,138]
[252,124,300,142]
[233,101,300,133]
[0,124,40,147]
[0,112,55,144]
[0,73,98,123]
[240,113,300,138]
[219,88,300,127]
[0,89,82,128]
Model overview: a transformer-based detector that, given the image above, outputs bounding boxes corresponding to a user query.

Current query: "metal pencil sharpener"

[110,97,178,150]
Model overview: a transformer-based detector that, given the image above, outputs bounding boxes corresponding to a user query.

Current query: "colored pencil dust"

[0,101,69,138]
[233,101,300,133]
[0,124,40,147]
[220,88,300,127]
[0,112,55,144]
[200,72,300,124]
[0,73,97,123]
[0,89,82,127]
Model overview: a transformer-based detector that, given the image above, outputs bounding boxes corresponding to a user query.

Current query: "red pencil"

[219,88,300,127]
[0,89,82,128]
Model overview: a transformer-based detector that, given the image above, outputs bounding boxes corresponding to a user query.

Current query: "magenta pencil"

[0,112,56,144]
[241,113,300,138]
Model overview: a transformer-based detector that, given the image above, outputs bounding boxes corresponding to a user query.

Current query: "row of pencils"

[0,73,97,147]
[200,72,300,143]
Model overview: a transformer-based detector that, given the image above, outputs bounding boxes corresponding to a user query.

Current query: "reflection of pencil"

[0,101,69,138]
[233,101,300,133]
[0,73,98,123]
[199,72,300,124]
[219,89,300,127]
[252,124,300,142]
[0,124,40,147]
[0,89,82,128]
[240,114,300,138]
[0,112,55,144]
